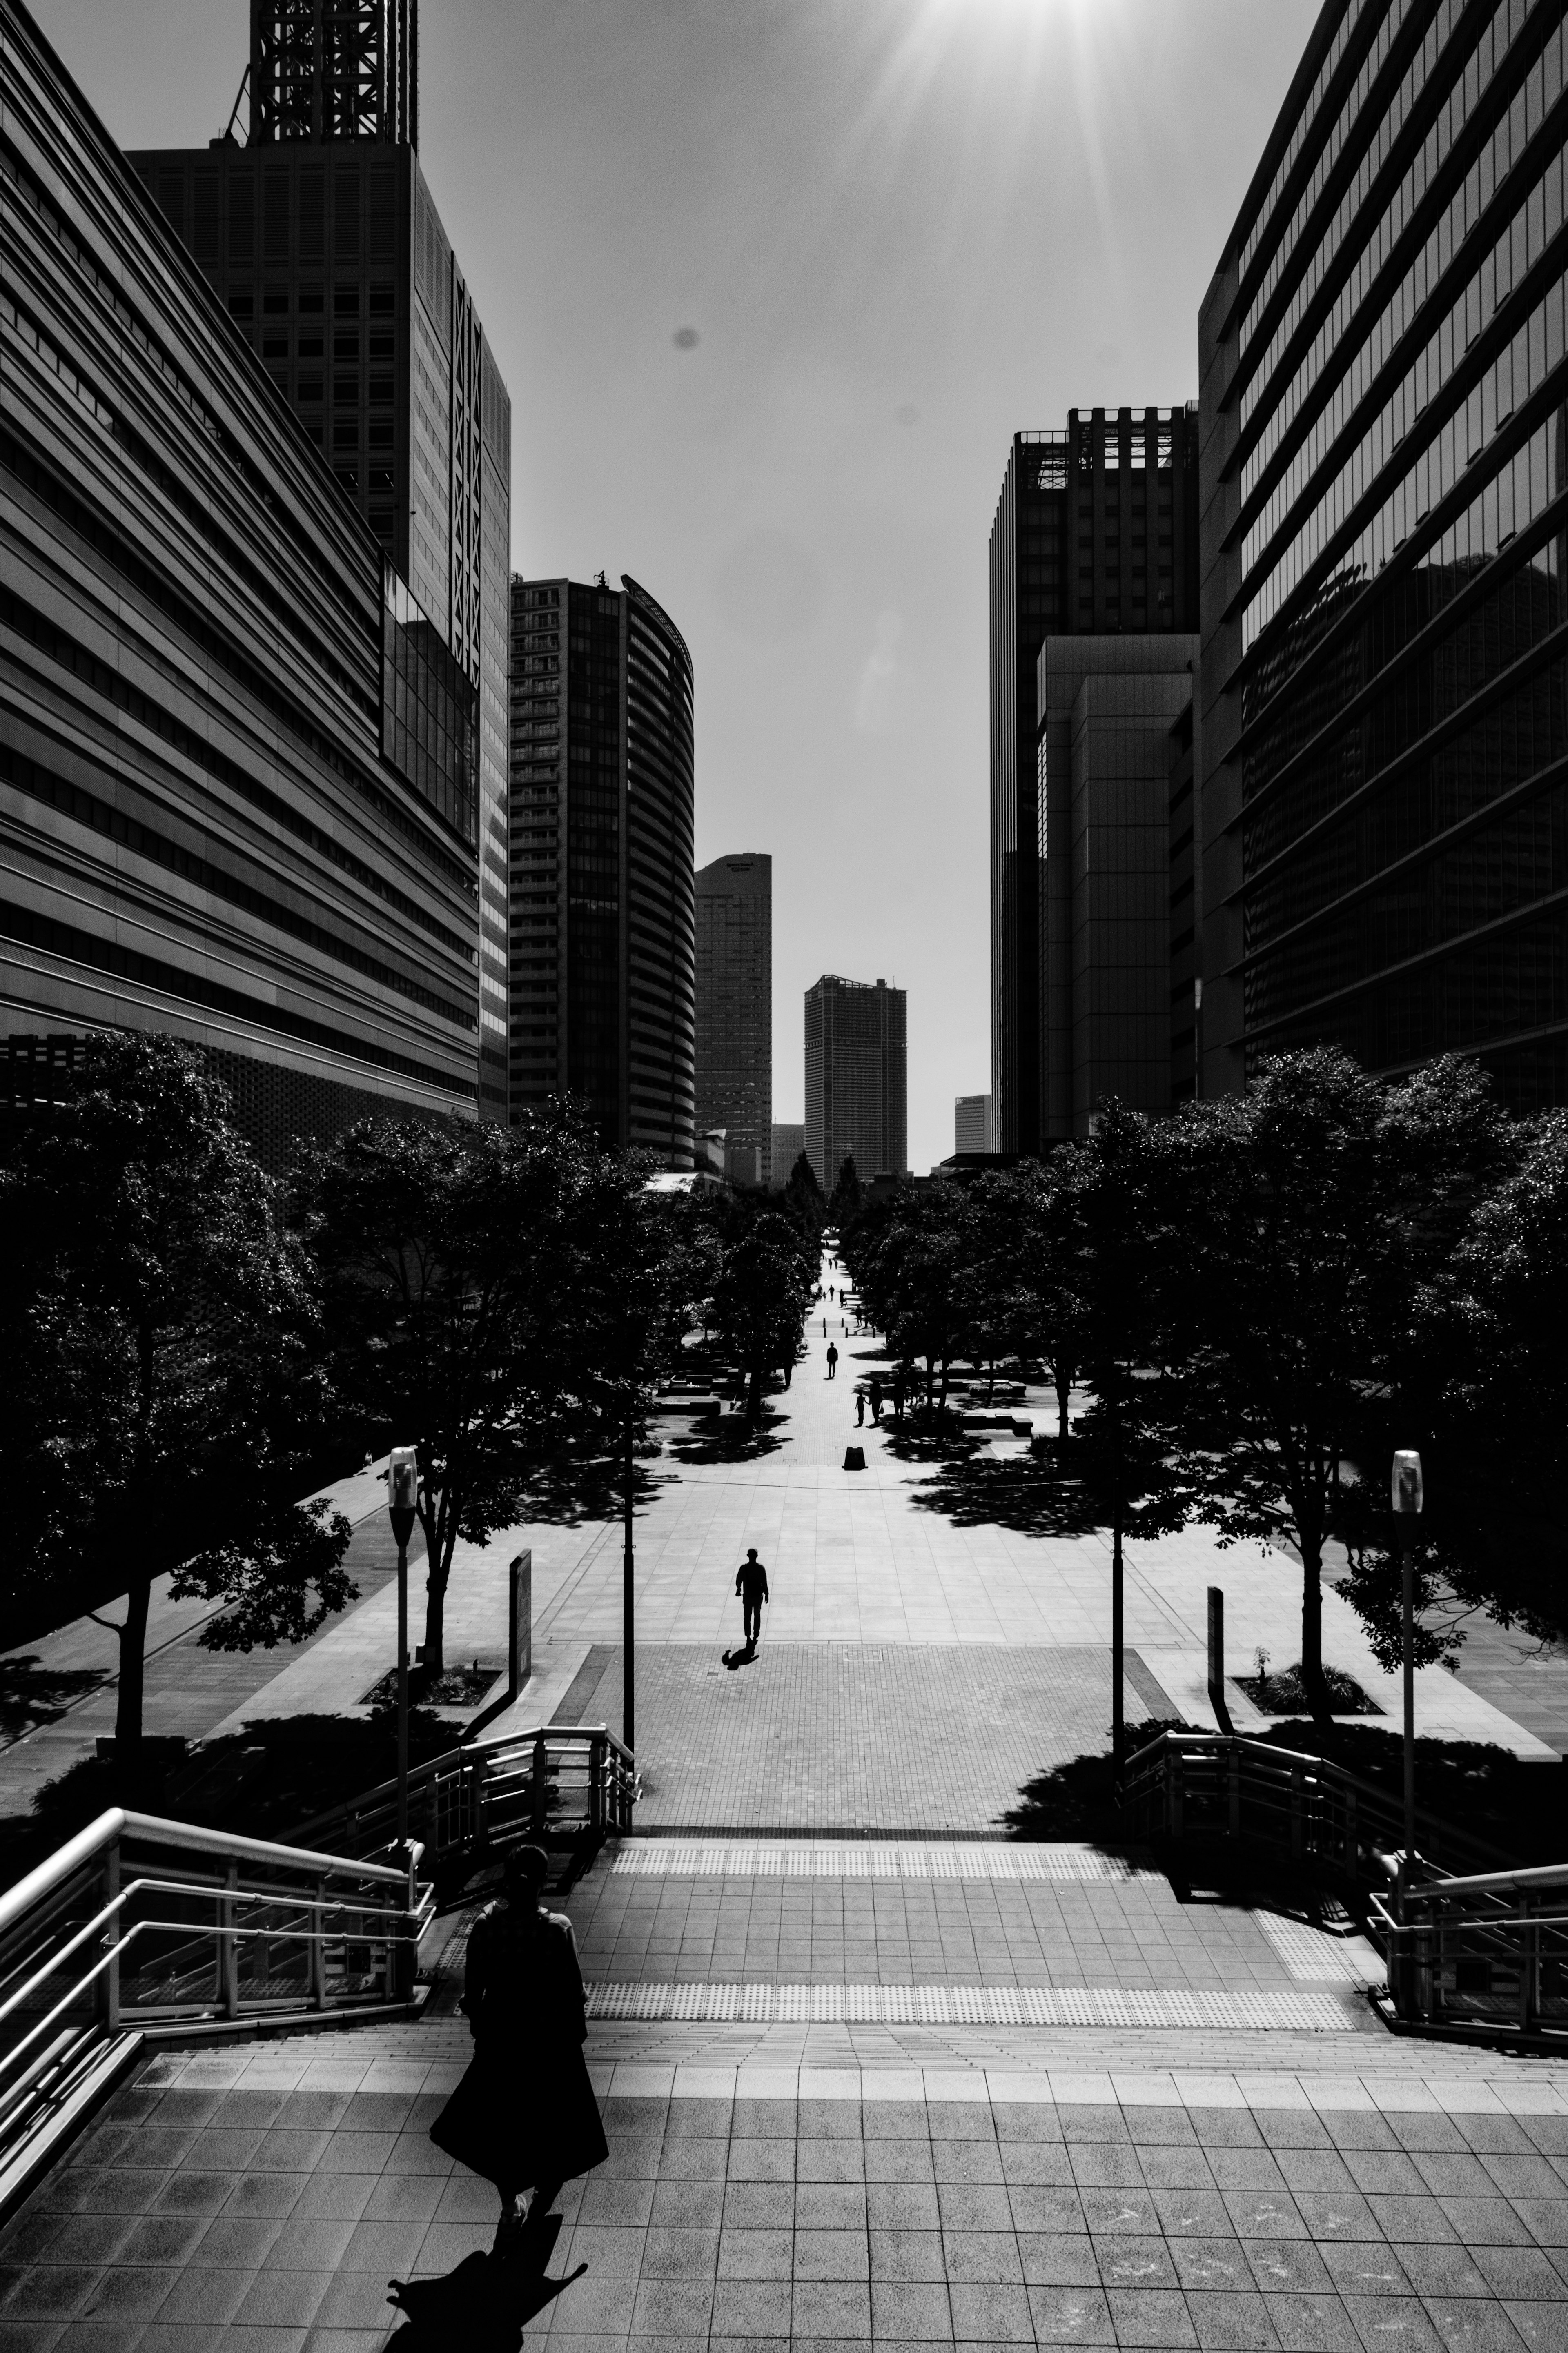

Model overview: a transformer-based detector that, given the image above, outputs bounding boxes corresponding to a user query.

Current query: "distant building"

[1038,637,1199,1136]
[695,853,771,1186]
[991,409,1200,1155]
[954,1094,993,1155]
[770,1122,805,1185]
[508,574,695,1165]
[129,0,510,1117]
[804,975,907,1186]
[1198,0,1568,1110]
[3,0,480,1170]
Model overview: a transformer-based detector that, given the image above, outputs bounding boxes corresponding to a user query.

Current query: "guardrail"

[1122,1729,1505,1881]
[0,1808,429,2214]
[1370,1861,1568,2046]
[290,1723,636,1871]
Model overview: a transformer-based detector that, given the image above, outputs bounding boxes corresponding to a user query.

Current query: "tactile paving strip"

[1253,1909,1387,1984]
[584,1981,1362,2029]
[611,1840,1150,1880]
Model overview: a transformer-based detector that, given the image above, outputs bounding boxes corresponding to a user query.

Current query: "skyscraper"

[990,409,1200,1154]
[509,574,696,1165]
[129,1,511,1119]
[695,854,772,1186]
[1198,0,1568,1110]
[804,976,907,1187]
[1037,637,1199,1136]
[770,1122,805,1185]
[953,1095,993,1155]
[2,0,479,1168]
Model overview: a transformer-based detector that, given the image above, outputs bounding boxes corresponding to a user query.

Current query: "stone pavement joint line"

[611,1839,1153,1881]
[584,1981,1367,2030]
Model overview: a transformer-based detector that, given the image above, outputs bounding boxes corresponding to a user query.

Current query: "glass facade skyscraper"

[2,0,481,1167]
[509,574,696,1166]
[130,4,511,1118]
[1198,0,1568,1107]
[990,409,1200,1155]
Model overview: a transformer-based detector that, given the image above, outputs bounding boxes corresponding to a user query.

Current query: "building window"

[332,423,359,449]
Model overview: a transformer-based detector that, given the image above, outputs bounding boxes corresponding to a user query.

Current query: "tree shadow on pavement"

[881,1425,1099,1536]
[1003,1719,1197,1846]
[0,1656,107,1741]
[666,1409,787,1465]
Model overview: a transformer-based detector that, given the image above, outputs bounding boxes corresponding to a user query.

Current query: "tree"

[783,1149,825,1238]
[1156,1048,1512,1723]
[305,1108,646,1677]
[708,1200,814,1419]
[851,1180,973,1411]
[828,1154,864,1229]
[0,1034,353,1752]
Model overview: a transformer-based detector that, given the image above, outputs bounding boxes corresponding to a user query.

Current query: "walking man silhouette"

[826,1341,839,1380]
[735,1549,769,1649]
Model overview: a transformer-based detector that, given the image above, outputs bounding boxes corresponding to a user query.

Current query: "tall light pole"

[622,1406,635,1761]
[1391,1449,1424,1872]
[388,1445,419,1860]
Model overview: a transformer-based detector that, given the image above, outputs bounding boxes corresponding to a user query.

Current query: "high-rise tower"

[695,854,772,1186]
[509,574,696,1166]
[129,2,511,1118]
[804,976,906,1188]
[990,408,1200,1155]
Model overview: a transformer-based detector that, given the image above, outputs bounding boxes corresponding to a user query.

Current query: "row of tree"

[842,1049,1568,1721]
[1,1035,817,1750]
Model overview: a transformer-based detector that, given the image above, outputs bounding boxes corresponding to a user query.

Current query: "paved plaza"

[1,1251,1566,2346]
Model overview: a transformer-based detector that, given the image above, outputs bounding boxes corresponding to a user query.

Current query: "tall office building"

[804,975,906,1186]
[991,409,1200,1155]
[695,853,771,1186]
[1198,1,1568,1109]
[129,1,511,1119]
[953,1094,993,1154]
[509,574,696,1166]
[1037,638,1199,1136]
[2,0,479,1167]
[770,1122,805,1184]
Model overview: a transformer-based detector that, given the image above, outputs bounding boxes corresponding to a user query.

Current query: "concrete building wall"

[695,852,771,1186]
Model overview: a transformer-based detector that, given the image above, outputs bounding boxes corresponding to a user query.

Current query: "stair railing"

[1369,1860,1568,2045]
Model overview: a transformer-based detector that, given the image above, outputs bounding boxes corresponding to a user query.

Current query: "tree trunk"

[747,1364,764,1422]
[1298,1540,1331,1727]
[115,1576,152,1751]
[938,1358,951,1413]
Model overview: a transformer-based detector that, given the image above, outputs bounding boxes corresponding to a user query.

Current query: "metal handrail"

[1122,1728,1507,1879]
[291,1721,637,1867]
[0,1809,432,2203]
[1369,1859,1568,2044]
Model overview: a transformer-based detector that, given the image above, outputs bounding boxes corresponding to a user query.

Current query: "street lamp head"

[1391,1449,1424,1516]
[388,1445,419,1546]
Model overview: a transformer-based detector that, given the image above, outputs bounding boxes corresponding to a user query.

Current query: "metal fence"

[0,1808,428,2208]
[1121,1728,1504,1881]
[1371,1862,1568,2046]
[291,1724,637,1869]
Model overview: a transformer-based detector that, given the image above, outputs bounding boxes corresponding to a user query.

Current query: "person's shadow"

[388,2216,585,2348]
[722,1643,759,1672]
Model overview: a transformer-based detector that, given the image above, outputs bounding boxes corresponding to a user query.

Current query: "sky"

[38,0,1321,1171]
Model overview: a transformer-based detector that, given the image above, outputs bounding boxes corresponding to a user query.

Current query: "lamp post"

[1390,1448,1423,1871]
[622,1406,635,1763]
[387,1445,419,1860]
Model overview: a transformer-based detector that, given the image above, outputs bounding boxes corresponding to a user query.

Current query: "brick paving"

[552,1644,1174,1832]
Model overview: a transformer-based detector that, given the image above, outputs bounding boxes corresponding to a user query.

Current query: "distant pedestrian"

[430,1847,606,2257]
[869,1379,883,1422]
[735,1548,769,1647]
[822,1317,828,1337]
[892,1371,906,1421]
[855,1388,866,1426]
[826,1342,839,1380]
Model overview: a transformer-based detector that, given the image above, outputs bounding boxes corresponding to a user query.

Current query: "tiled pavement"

[7,2028,1568,2351]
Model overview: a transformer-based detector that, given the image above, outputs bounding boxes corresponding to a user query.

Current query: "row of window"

[1244,126,1566,603]
[1243,18,1560,507]
[224,285,394,320]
